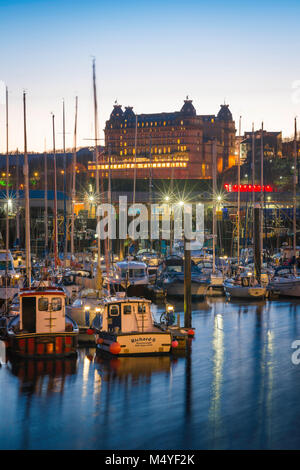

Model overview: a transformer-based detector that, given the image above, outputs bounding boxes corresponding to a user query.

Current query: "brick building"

[88,98,236,180]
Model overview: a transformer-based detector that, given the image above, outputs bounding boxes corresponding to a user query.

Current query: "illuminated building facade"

[88,98,236,180]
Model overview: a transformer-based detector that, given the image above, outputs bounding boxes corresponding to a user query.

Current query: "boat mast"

[293,117,298,273]
[133,114,138,206]
[252,123,255,262]
[5,87,9,269]
[16,148,20,247]
[260,122,264,267]
[52,114,58,270]
[237,116,241,266]
[71,96,78,259]
[23,91,31,287]
[63,100,67,259]
[212,138,217,274]
[92,59,102,278]
[44,140,48,257]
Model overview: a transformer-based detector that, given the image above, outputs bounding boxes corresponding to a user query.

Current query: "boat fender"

[109,342,121,355]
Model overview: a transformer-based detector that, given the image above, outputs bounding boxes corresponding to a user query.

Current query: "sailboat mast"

[212,138,217,274]
[92,59,101,270]
[44,141,48,256]
[237,116,241,265]
[71,96,78,258]
[5,87,9,267]
[252,123,255,257]
[260,122,264,266]
[63,100,67,258]
[133,115,138,205]
[52,114,58,270]
[293,117,298,272]
[16,148,20,246]
[23,91,31,287]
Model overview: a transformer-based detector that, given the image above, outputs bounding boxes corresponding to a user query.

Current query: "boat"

[268,266,300,297]
[6,285,79,358]
[196,260,225,296]
[66,287,109,342]
[0,249,21,305]
[136,250,161,283]
[92,293,174,356]
[109,260,150,297]
[224,273,266,299]
[156,255,207,298]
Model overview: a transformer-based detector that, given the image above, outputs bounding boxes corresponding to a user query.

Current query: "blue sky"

[0,0,300,152]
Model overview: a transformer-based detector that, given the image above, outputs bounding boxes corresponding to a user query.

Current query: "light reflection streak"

[209,310,224,443]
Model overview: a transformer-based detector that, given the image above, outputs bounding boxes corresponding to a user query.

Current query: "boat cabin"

[20,287,67,334]
[115,261,149,284]
[94,294,154,334]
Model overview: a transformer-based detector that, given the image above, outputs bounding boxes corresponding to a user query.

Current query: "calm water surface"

[1,298,300,450]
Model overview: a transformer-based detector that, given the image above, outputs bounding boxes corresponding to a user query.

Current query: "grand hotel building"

[88,98,236,180]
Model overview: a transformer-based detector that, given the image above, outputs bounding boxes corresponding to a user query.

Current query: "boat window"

[138,304,146,314]
[38,297,49,311]
[109,305,119,316]
[123,305,132,315]
[52,298,62,311]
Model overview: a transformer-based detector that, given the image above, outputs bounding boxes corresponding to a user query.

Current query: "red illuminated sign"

[224,184,273,193]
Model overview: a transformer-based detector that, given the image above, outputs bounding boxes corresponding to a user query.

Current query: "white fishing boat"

[268,267,300,297]
[224,274,266,299]
[92,293,175,356]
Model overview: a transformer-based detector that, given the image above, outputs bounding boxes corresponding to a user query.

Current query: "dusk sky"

[1,0,300,152]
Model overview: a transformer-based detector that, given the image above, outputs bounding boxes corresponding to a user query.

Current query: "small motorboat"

[6,284,79,358]
[224,273,266,299]
[156,255,207,298]
[92,293,175,356]
[109,260,150,297]
[268,266,300,297]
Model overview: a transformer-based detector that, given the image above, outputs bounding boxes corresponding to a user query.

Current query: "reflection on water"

[2,299,300,449]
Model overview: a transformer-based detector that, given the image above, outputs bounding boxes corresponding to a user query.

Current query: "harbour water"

[1,298,300,450]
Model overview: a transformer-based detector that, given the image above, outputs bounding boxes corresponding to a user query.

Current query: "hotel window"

[163,121,166,126]
[120,151,123,156]
[124,149,127,155]
[177,139,180,144]
[155,122,157,126]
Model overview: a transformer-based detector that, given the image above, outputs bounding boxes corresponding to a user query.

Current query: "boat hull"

[96,331,172,356]
[268,281,300,297]
[224,284,266,299]
[7,331,78,358]
[165,280,207,298]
